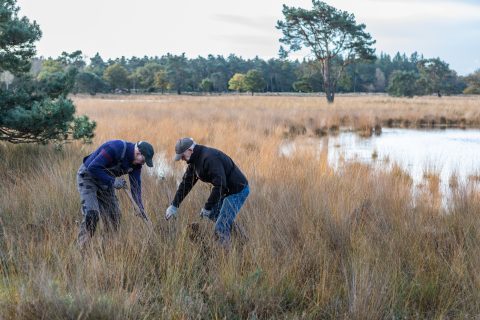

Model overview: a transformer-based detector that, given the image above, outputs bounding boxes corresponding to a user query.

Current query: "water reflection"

[280,128,480,202]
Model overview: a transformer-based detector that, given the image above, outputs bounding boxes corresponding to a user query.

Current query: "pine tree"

[0,0,95,144]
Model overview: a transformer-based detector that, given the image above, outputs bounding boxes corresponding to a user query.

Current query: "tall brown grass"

[1,95,480,319]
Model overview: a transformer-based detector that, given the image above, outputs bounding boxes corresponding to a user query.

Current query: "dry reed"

[0,94,479,319]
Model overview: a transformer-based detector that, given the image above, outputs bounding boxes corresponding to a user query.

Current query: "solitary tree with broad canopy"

[0,0,95,144]
[277,0,376,102]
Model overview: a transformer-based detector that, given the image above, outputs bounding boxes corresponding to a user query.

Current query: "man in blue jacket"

[165,138,249,248]
[77,140,154,248]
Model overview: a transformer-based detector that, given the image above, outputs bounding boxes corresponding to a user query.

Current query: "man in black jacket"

[165,138,249,247]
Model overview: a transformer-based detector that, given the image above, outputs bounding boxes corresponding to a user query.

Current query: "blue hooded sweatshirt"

[83,140,145,212]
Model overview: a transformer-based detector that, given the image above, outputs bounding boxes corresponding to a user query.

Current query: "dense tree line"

[24,50,471,98]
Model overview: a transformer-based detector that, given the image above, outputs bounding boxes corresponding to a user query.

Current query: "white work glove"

[165,205,178,220]
[199,208,212,219]
[113,177,127,189]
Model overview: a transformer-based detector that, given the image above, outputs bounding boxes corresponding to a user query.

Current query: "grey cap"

[174,137,194,161]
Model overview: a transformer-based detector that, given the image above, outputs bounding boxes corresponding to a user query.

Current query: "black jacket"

[171,145,248,210]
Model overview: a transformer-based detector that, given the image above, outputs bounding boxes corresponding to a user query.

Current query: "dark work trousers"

[76,164,121,247]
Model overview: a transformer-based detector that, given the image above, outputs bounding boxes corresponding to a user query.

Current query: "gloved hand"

[113,177,127,189]
[165,205,178,220]
[199,208,212,219]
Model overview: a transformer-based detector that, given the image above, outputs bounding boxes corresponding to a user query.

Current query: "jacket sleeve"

[204,157,227,210]
[85,146,116,187]
[129,167,144,212]
[171,164,198,208]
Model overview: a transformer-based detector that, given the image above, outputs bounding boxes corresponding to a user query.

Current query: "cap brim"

[146,158,153,167]
[174,153,182,161]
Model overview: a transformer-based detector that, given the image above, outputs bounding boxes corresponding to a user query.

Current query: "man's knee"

[85,210,99,236]
[208,199,224,222]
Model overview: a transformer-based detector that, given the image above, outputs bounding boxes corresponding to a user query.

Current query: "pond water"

[280,128,480,191]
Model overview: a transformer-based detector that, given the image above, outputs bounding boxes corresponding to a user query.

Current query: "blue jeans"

[208,185,249,244]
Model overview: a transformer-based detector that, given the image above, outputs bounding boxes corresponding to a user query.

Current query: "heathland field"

[1,94,480,319]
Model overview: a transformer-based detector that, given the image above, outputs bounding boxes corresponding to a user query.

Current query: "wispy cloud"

[214,33,274,45]
[357,0,480,22]
[210,14,274,30]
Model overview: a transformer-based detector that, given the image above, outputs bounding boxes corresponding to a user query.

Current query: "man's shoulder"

[102,139,132,151]
[93,140,131,162]
[202,145,223,156]
[100,139,122,147]
[203,147,229,169]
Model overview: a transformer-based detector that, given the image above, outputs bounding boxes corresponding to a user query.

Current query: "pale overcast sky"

[16,0,480,75]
